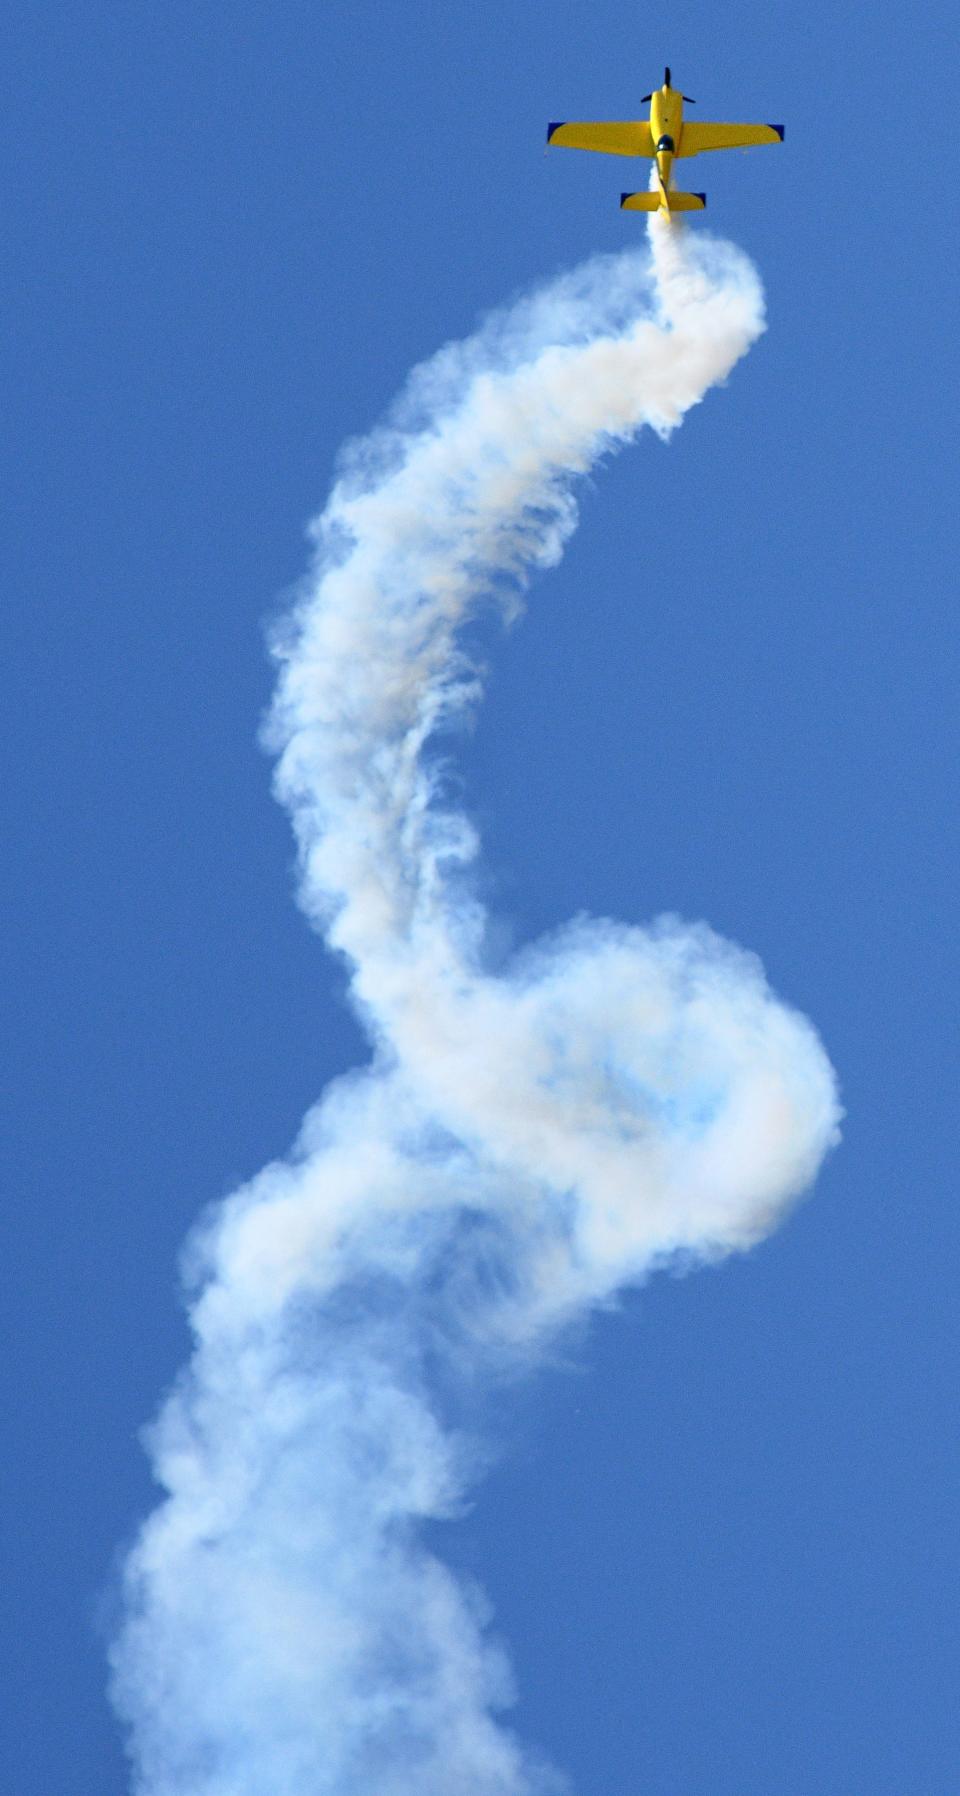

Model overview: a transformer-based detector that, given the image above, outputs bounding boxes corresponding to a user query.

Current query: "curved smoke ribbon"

[111,220,841,1796]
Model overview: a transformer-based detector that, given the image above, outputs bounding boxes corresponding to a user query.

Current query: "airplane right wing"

[678,122,784,156]
[546,120,654,157]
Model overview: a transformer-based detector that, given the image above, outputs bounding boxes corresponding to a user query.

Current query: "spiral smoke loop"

[111,218,840,1796]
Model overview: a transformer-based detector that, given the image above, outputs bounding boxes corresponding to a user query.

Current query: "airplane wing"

[546,120,654,157]
[678,121,784,156]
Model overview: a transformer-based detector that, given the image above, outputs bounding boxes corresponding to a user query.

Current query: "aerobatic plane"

[547,68,783,216]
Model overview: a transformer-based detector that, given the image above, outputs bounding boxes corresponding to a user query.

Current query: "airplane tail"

[620,190,706,214]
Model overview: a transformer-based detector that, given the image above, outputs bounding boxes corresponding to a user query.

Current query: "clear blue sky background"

[3,3,958,1791]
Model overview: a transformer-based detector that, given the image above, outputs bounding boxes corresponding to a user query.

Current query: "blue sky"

[3,2,958,1791]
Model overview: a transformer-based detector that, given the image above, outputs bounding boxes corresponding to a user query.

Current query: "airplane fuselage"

[650,81,683,201]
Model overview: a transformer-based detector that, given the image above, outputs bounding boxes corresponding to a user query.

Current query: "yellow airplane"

[547,67,783,215]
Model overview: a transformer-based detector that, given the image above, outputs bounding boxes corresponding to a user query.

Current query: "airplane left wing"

[547,120,654,157]
[678,121,784,156]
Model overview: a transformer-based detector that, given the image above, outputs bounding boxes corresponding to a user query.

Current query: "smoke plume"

[110,218,840,1794]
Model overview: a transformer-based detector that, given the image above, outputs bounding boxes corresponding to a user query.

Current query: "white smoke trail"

[110,220,840,1795]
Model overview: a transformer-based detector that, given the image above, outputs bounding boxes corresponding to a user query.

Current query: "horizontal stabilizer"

[620,190,706,213]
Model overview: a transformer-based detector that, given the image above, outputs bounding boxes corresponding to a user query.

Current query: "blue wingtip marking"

[769,123,785,140]
[695,193,706,204]
[546,121,565,144]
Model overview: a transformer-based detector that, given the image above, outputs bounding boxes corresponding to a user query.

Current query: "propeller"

[642,68,696,102]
